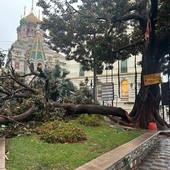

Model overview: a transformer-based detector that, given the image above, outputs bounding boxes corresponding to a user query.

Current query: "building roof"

[25,12,41,25]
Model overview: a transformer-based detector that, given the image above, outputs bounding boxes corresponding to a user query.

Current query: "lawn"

[6,122,143,170]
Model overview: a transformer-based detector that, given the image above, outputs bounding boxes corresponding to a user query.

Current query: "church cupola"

[17,1,42,40]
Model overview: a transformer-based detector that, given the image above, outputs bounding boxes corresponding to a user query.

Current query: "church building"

[6,4,65,75]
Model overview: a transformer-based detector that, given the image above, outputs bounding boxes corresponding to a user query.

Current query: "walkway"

[138,134,170,170]
[0,137,6,170]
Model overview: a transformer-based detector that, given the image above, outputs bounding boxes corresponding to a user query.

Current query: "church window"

[15,62,20,70]
[121,80,129,98]
[28,29,33,37]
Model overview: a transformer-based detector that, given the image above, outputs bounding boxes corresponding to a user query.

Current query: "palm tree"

[47,65,76,101]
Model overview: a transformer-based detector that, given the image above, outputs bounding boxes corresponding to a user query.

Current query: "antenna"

[24,6,26,17]
[31,0,34,11]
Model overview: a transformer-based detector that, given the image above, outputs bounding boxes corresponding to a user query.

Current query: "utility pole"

[93,55,97,102]
[168,54,170,123]
[92,33,98,102]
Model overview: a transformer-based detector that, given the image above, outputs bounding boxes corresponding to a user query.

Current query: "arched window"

[121,80,129,97]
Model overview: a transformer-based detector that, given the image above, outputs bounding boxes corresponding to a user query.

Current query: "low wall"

[76,131,159,170]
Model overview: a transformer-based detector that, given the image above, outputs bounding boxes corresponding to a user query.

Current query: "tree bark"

[130,85,169,129]
[51,102,131,122]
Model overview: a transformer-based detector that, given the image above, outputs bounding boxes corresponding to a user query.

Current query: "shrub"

[77,114,101,126]
[35,121,87,144]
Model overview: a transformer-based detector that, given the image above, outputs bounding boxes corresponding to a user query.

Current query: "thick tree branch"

[10,75,36,93]
[109,14,145,34]
[114,39,144,54]
[0,88,10,96]
[0,105,36,124]
[0,94,31,103]
[50,103,131,122]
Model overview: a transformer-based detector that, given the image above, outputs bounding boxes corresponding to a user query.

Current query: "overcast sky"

[0,0,40,52]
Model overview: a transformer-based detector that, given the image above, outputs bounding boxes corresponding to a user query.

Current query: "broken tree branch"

[0,105,36,124]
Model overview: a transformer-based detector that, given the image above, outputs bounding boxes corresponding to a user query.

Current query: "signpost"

[102,82,114,101]
[143,73,161,86]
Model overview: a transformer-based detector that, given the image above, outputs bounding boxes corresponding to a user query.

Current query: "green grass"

[6,122,143,170]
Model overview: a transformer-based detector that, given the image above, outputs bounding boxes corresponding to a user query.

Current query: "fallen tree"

[0,64,168,130]
[0,66,132,127]
[50,102,131,121]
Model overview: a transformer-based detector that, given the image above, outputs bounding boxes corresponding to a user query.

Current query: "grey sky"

[0,0,39,51]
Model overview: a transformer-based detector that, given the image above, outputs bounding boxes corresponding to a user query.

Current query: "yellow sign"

[144,73,161,86]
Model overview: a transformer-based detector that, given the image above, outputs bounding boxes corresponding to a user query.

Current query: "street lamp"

[0,68,2,77]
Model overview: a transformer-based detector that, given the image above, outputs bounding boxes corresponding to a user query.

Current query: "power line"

[0,41,14,42]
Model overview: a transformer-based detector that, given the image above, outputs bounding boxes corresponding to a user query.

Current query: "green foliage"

[36,121,87,143]
[1,98,35,117]
[33,108,65,122]
[38,0,131,73]
[73,86,94,104]
[157,0,170,36]
[0,123,33,137]
[65,85,98,104]
[77,114,101,126]
[38,0,170,74]
[0,51,5,68]
[47,65,77,101]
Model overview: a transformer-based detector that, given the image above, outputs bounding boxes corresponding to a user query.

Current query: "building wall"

[65,54,142,112]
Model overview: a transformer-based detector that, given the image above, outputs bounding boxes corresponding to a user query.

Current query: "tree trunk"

[51,103,131,122]
[128,0,170,130]
[130,85,169,129]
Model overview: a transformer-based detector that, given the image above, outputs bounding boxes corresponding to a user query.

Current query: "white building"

[65,54,142,112]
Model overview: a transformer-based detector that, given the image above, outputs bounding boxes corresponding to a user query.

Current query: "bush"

[35,121,87,144]
[77,114,101,126]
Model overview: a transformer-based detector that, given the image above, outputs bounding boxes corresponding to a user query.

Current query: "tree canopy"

[38,0,143,72]
[38,0,169,71]
[37,0,170,129]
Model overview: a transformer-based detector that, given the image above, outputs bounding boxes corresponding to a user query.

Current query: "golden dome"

[25,12,41,25]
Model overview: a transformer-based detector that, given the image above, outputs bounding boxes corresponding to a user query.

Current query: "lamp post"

[0,68,2,77]
[84,77,89,86]
[167,54,170,123]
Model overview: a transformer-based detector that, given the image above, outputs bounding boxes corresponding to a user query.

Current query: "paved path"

[138,134,170,170]
[0,137,6,170]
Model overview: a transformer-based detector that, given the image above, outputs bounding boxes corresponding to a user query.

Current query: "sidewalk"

[0,137,6,170]
[138,132,170,170]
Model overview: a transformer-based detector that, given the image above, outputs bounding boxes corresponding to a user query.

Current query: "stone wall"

[76,131,159,170]
[109,133,159,170]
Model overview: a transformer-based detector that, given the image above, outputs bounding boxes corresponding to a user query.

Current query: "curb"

[0,137,6,170]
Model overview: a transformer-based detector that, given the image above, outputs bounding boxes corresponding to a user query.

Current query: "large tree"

[37,0,170,129]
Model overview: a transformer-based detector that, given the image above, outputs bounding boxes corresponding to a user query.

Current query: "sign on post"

[102,83,114,101]
[143,73,161,86]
